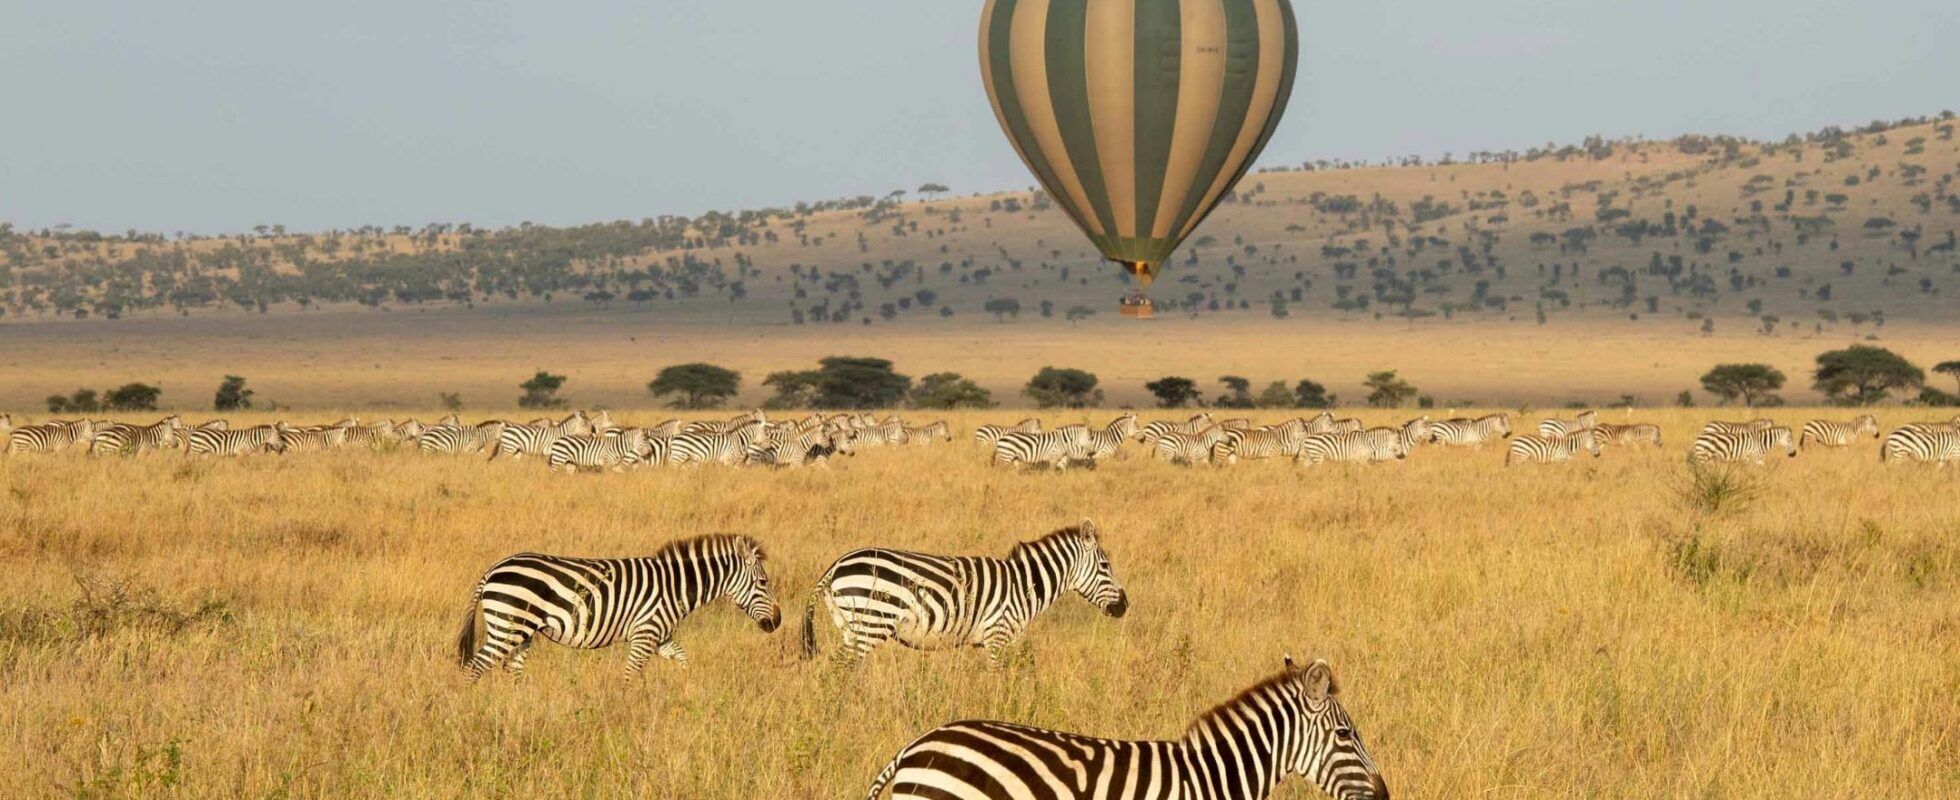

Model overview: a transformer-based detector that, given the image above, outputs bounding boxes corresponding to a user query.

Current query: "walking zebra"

[1701,418,1775,436]
[1798,415,1879,449]
[1429,413,1512,448]
[899,421,951,446]
[1504,430,1602,466]
[1296,431,1404,466]
[6,420,98,455]
[546,429,655,473]
[992,428,1093,471]
[1077,413,1138,461]
[974,418,1042,447]
[854,420,909,447]
[800,520,1127,668]
[1212,419,1310,464]
[1153,425,1228,465]
[667,422,769,466]
[860,656,1387,800]
[1537,410,1598,437]
[1690,426,1796,465]
[455,534,781,680]
[418,421,507,455]
[187,423,291,456]
[279,424,350,454]
[89,417,185,456]
[339,420,407,449]
[682,410,766,434]
[1593,423,1662,447]
[748,426,856,468]
[488,411,591,460]
[1881,426,1960,466]
[1137,413,1215,445]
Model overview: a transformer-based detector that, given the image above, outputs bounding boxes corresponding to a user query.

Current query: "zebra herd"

[0,410,955,472]
[453,520,1389,800]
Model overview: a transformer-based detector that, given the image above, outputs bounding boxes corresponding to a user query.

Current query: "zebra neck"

[659,555,732,613]
[1003,553,1064,612]
[1177,702,1295,799]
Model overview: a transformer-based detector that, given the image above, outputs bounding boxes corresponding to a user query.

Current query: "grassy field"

[2,408,1954,799]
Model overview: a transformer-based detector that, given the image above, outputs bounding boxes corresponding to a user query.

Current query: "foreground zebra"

[456,534,781,680]
[1505,430,1602,466]
[547,429,655,473]
[6,420,97,455]
[992,428,1093,471]
[1537,410,1598,437]
[861,656,1387,800]
[1690,426,1797,464]
[801,520,1127,668]
[89,417,184,456]
[1296,431,1404,466]
[188,423,291,456]
[1881,426,1960,466]
[1798,415,1879,450]
[1429,413,1511,448]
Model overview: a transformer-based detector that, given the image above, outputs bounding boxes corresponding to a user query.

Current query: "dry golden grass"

[2,408,1955,799]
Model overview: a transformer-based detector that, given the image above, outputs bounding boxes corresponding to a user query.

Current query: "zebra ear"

[1304,659,1338,700]
[1078,518,1098,538]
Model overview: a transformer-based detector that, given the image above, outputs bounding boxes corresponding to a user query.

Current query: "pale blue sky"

[2,0,1953,233]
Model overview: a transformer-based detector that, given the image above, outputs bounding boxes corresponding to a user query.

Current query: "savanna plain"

[2,408,1955,799]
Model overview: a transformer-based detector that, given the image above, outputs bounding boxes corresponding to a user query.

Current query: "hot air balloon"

[980,0,1300,318]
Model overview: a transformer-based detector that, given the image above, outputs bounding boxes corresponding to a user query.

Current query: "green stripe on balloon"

[1044,0,1117,237]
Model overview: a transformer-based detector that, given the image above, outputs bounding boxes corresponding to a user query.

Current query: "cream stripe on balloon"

[1009,0,1103,236]
[1149,0,1229,238]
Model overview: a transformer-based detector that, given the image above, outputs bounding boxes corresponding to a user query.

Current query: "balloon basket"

[1119,294,1155,319]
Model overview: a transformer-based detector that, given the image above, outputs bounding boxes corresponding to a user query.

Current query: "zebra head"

[266,423,292,454]
[1108,413,1139,439]
[827,428,858,456]
[725,537,781,633]
[1853,414,1879,438]
[1579,429,1603,458]
[1402,417,1431,446]
[1770,426,1797,458]
[1282,656,1388,800]
[1063,520,1128,618]
[1491,413,1513,438]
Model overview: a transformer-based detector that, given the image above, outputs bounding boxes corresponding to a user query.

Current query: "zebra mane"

[1007,525,1091,560]
[654,533,767,564]
[1183,664,1332,740]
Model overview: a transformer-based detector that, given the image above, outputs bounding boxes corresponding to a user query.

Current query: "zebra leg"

[623,629,662,677]
[465,624,533,682]
[503,642,531,677]
[981,630,1022,671]
[655,640,690,668]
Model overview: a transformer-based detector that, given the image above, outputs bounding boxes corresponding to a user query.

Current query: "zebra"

[747,426,856,468]
[974,418,1042,447]
[1898,416,1960,434]
[800,520,1127,669]
[1212,419,1311,464]
[455,534,781,681]
[899,421,951,445]
[279,424,350,454]
[1296,431,1404,466]
[187,423,291,456]
[546,428,654,473]
[339,420,407,449]
[0,414,13,437]
[667,421,769,467]
[1690,426,1797,465]
[854,420,909,447]
[1217,417,1255,430]
[418,420,507,455]
[89,417,185,456]
[682,410,766,434]
[1537,410,1598,437]
[488,411,591,460]
[1077,413,1139,461]
[1881,426,1960,466]
[992,427,1094,471]
[6,420,98,455]
[1154,425,1228,465]
[860,655,1387,800]
[1504,430,1602,466]
[1701,418,1775,436]
[1593,423,1662,447]
[1429,413,1512,448]
[1137,413,1215,445]
[1798,415,1879,450]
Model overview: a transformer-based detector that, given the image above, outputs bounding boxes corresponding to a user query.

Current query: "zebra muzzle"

[757,611,782,633]
[1104,593,1129,619]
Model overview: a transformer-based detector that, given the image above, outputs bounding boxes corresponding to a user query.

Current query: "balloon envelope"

[979,0,1300,288]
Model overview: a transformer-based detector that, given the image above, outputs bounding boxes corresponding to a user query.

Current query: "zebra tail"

[455,589,483,667]
[798,574,829,660]
[861,753,901,800]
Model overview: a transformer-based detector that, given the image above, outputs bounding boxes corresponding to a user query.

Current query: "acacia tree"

[1363,371,1416,408]
[518,371,569,409]
[908,373,995,409]
[1023,367,1102,408]
[1699,363,1786,407]
[1812,346,1923,405]
[215,375,253,411]
[1935,360,1960,394]
[648,363,741,409]
[1145,377,1202,408]
[1215,376,1255,409]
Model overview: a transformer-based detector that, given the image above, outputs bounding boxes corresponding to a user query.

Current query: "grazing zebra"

[667,422,769,466]
[1137,413,1215,445]
[860,656,1387,800]
[1212,419,1310,464]
[1798,415,1879,450]
[1153,425,1229,465]
[1701,418,1775,436]
[1593,422,1662,447]
[1881,426,1960,466]
[89,417,185,456]
[187,423,291,456]
[455,534,781,680]
[1296,431,1404,466]
[1504,430,1602,466]
[488,411,591,460]
[899,421,951,445]
[1537,410,1598,437]
[279,424,350,454]
[749,426,856,468]
[974,418,1042,447]
[418,420,507,455]
[800,520,1127,668]
[546,429,654,473]
[992,428,1093,471]
[1429,413,1512,448]
[6,420,98,455]
[1690,426,1797,465]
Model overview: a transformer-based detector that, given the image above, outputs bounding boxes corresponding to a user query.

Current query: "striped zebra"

[187,423,290,456]
[6,420,98,455]
[455,534,781,680]
[546,429,654,473]
[1078,413,1139,461]
[974,418,1042,447]
[1537,410,1598,437]
[667,422,768,467]
[860,656,1387,800]
[1429,413,1512,448]
[339,420,408,449]
[1899,416,1960,434]
[854,420,909,447]
[1690,426,1796,465]
[1137,413,1215,445]
[800,520,1127,668]
[748,426,856,468]
[279,424,350,454]
[1217,417,1255,431]
[0,414,13,436]
[89,417,185,456]
[1212,419,1311,464]
[418,420,508,455]
[992,427,1093,471]
[1154,425,1228,465]
[1295,431,1404,466]
[1881,426,1960,466]
[1701,418,1775,436]
[1798,415,1879,450]
[1593,423,1662,447]
[1504,430,1602,466]
[488,411,591,460]
[682,410,766,434]
[645,418,686,438]
[899,421,951,445]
